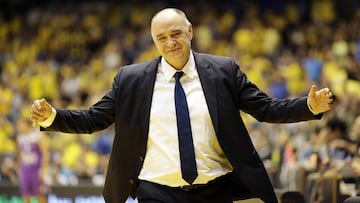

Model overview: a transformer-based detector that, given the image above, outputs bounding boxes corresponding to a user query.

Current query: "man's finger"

[309,85,317,97]
[40,98,47,108]
[41,98,53,111]
[34,100,42,110]
[35,98,49,110]
[31,109,42,118]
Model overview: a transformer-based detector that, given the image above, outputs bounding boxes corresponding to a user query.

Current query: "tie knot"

[174,71,184,81]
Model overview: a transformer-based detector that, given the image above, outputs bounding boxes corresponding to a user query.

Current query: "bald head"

[150,8,193,69]
[152,9,189,27]
[151,8,190,37]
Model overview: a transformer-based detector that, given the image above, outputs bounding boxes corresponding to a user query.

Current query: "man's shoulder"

[117,57,160,74]
[124,57,160,69]
[194,52,234,63]
[194,52,237,70]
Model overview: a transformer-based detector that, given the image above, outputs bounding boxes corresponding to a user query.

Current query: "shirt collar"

[161,51,195,82]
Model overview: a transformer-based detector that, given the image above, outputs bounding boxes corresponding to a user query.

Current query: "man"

[30,8,334,203]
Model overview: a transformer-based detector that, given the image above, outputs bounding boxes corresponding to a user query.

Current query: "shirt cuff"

[38,107,57,128]
[307,97,318,115]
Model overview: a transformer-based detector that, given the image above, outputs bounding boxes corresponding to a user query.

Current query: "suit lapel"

[194,53,219,134]
[139,57,160,137]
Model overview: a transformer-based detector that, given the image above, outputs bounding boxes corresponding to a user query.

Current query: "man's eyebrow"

[156,29,182,37]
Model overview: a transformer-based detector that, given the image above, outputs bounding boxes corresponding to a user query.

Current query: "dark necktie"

[174,71,198,185]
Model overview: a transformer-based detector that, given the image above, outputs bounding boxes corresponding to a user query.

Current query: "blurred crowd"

[0,0,360,201]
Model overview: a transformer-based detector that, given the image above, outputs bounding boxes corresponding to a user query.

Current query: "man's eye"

[172,32,181,38]
[158,37,166,42]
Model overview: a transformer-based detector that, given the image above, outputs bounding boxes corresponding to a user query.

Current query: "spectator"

[0,154,17,183]
[17,117,50,203]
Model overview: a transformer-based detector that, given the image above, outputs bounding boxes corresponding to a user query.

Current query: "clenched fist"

[30,98,53,124]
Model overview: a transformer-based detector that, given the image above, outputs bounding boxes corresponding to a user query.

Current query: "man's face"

[151,11,192,70]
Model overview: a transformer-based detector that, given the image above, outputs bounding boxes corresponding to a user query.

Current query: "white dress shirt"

[138,52,232,186]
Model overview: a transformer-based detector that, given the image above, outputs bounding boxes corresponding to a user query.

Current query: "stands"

[1,1,360,202]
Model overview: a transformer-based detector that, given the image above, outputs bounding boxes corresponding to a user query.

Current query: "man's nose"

[166,38,176,46]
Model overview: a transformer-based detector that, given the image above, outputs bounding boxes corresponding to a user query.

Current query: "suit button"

[129,179,135,185]
[139,156,144,162]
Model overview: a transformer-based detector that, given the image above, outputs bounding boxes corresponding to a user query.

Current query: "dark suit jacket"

[44,52,321,203]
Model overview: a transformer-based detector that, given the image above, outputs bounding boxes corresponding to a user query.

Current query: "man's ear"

[188,24,193,40]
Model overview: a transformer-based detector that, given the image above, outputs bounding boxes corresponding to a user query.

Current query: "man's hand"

[30,98,53,124]
[308,85,334,114]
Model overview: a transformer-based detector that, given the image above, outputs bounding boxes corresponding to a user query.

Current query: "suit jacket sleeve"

[42,69,121,134]
[231,59,321,122]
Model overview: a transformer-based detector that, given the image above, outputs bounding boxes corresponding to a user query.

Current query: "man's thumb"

[309,85,317,97]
